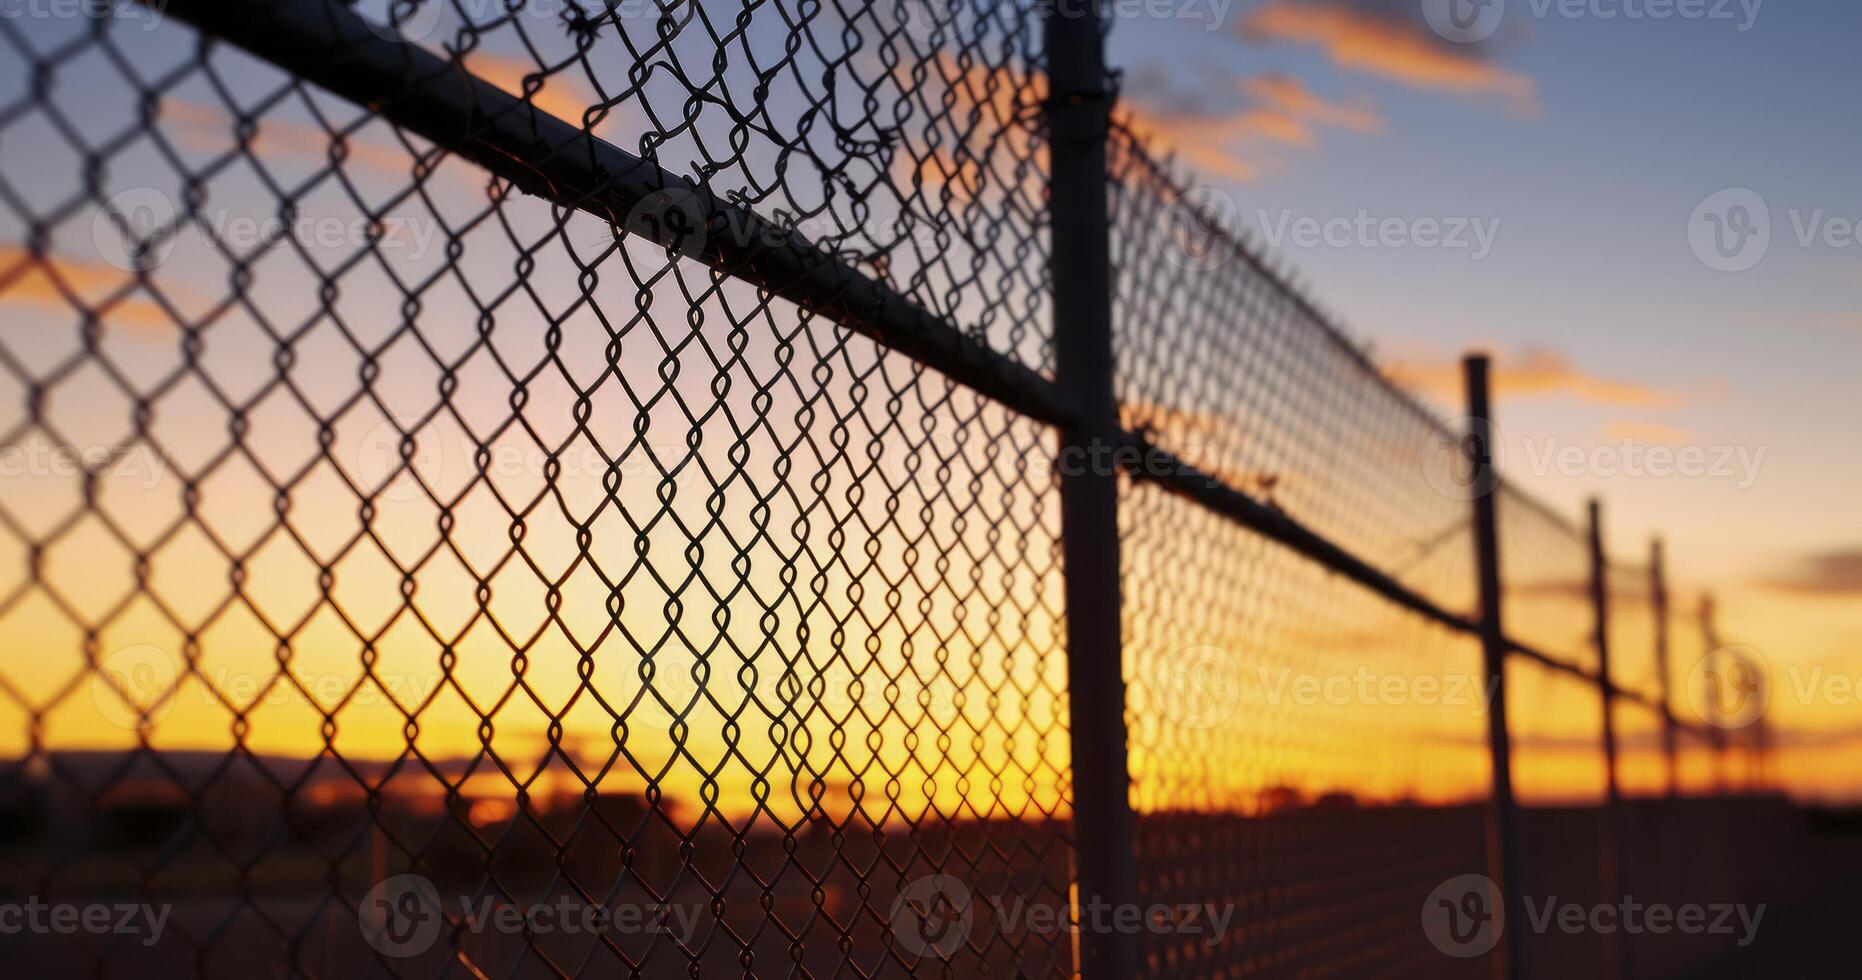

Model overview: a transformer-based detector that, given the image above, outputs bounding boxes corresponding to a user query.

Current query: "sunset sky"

[0,0,1853,823]
[1110,0,1862,799]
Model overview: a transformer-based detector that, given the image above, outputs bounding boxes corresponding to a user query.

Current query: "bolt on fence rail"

[0,0,1771,976]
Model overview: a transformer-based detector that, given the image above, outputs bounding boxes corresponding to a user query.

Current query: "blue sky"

[1109,0,1862,590]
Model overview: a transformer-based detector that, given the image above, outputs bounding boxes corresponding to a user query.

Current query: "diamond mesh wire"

[1106,126,1499,978]
[0,0,1767,976]
[341,0,1059,374]
[0,2,1071,975]
[1495,486,1598,674]
[1614,700,1669,799]
[1506,657,1607,807]
[1105,123,1478,622]
[1122,480,1492,979]
[1605,561,1668,797]
[1605,560,1660,704]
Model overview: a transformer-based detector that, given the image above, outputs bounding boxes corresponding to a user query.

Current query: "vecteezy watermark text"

[91,187,448,273]
[0,0,166,29]
[1516,436,1764,488]
[0,897,171,947]
[1254,209,1501,261]
[0,438,167,489]
[1422,419,1766,500]
[1257,667,1501,716]
[1151,191,1502,271]
[890,875,1235,959]
[1423,874,1764,959]
[360,874,706,957]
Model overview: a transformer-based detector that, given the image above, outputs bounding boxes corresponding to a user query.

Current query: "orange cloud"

[1601,421,1695,445]
[1118,71,1382,182]
[890,55,1048,202]
[464,53,607,132]
[1234,106,1317,147]
[1384,348,1682,408]
[1117,105,1269,181]
[163,99,412,174]
[0,246,176,333]
[1760,551,1862,596]
[1242,73,1384,134]
[1242,1,1536,107]
[165,58,621,179]
[897,151,985,202]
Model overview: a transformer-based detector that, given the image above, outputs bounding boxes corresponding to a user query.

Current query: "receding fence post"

[1588,500,1622,810]
[1699,594,1729,793]
[1588,499,1629,978]
[1651,538,1678,798]
[1464,355,1523,980]
[1045,2,1139,977]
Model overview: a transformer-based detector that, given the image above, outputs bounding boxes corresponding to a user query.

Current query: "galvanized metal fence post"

[1651,538,1679,798]
[1464,355,1523,980]
[1045,1,1140,976]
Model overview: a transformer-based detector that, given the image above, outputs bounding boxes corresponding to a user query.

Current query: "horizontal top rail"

[151,0,1082,433]
[1124,435,1704,735]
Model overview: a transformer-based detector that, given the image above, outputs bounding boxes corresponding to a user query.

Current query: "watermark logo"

[1686,644,1769,729]
[893,0,967,43]
[92,187,178,273]
[890,874,973,959]
[91,645,180,730]
[1422,0,1507,43]
[357,0,446,42]
[359,874,446,958]
[623,188,711,262]
[1422,874,1504,958]
[1422,416,1503,502]
[1689,188,1771,272]
[1152,645,1238,730]
[1690,188,1862,272]
[1157,186,1240,273]
[1426,0,1764,42]
[890,874,1237,956]
[356,417,445,504]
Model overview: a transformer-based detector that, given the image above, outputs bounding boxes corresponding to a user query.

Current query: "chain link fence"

[0,0,1770,976]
